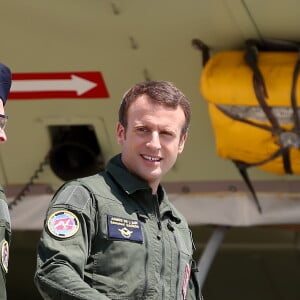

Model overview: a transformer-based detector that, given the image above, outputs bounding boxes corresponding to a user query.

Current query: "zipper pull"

[167,220,174,232]
[157,220,162,230]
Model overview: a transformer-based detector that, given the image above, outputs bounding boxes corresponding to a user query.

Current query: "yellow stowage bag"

[200,50,300,174]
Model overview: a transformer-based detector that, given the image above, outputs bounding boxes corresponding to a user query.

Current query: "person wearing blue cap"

[0,63,12,300]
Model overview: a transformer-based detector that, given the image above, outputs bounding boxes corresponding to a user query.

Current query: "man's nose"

[147,132,161,149]
[0,129,7,142]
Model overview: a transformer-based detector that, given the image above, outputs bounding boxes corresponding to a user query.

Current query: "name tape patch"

[107,215,143,243]
[48,210,80,238]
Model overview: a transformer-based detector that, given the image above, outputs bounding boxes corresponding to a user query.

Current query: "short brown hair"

[119,81,191,135]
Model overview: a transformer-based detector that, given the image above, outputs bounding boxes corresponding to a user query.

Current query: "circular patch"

[47,210,80,238]
[1,240,9,273]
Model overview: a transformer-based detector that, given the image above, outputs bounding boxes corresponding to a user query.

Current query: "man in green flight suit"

[35,80,203,299]
[0,63,12,300]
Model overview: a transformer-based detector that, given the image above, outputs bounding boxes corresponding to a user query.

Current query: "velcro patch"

[107,215,143,243]
[47,210,80,238]
[1,239,9,273]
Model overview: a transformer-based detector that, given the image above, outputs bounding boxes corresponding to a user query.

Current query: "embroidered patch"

[107,215,143,243]
[1,240,9,273]
[47,210,80,238]
[182,263,191,300]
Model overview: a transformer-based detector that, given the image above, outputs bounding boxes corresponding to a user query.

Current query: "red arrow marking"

[9,72,109,99]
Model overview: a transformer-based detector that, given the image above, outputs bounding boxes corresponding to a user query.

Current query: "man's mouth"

[141,155,162,162]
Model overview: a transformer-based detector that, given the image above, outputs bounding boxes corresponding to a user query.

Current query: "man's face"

[117,95,187,192]
[0,101,7,142]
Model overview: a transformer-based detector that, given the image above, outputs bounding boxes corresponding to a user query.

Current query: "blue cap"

[0,63,12,106]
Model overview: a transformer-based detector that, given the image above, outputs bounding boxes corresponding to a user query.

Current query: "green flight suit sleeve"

[0,187,11,300]
[34,183,110,300]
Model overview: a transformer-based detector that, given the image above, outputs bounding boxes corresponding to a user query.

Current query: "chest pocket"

[173,223,194,300]
[91,208,148,298]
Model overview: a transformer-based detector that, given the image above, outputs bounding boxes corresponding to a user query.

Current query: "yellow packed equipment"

[200,50,300,175]
[196,38,300,212]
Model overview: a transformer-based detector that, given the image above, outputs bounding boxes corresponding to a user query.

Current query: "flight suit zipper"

[153,195,162,233]
[137,212,149,299]
[153,195,165,299]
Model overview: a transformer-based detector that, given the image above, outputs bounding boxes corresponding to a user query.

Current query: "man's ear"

[178,132,188,153]
[116,122,125,145]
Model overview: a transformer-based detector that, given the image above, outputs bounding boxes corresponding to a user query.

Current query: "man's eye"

[137,127,147,132]
[161,131,173,136]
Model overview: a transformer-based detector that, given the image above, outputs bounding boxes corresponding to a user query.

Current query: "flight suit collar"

[107,154,181,222]
[107,154,151,194]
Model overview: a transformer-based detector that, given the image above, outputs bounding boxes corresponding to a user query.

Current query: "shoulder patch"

[1,239,9,273]
[47,210,80,238]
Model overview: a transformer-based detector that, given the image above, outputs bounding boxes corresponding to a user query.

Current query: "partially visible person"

[0,63,12,300]
[35,80,202,299]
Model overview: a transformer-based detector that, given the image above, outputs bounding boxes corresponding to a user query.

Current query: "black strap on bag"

[291,49,300,133]
[244,40,282,134]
